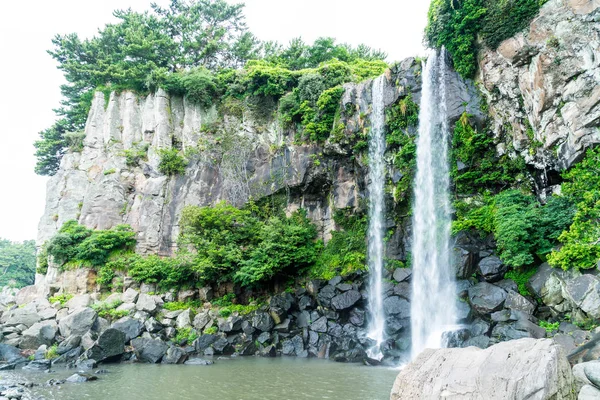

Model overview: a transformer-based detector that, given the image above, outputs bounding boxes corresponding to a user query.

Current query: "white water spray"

[410,49,458,359]
[366,75,386,360]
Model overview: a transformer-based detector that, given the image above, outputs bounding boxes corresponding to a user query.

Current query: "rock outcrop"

[390,338,574,400]
[479,0,600,182]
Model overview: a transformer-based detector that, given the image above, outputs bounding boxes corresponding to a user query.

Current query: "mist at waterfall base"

[409,49,459,359]
[366,51,459,362]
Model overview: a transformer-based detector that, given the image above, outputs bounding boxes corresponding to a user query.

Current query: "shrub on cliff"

[426,0,549,78]
[45,221,136,268]
[158,149,187,176]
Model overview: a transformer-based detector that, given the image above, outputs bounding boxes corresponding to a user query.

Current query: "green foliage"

[123,144,149,167]
[204,326,218,335]
[37,244,49,275]
[163,301,201,311]
[64,131,86,152]
[312,209,367,280]
[180,202,320,287]
[504,267,538,297]
[45,344,59,360]
[126,255,195,290]
[386,94,419,205]
[454,191,574,268]
[549,147,600,270]
[103,168,116,175]
[426,0,547,78]
[451,113,527,194]
[302,86,345,142]
[173,327,198,345]
[0,239,36,288]
[538,320,559,333]
[45,221,136,267]
[92,300,128,320]
[49,293,73,306]
[158,148,187,175]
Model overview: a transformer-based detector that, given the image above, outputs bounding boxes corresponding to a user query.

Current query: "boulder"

[23,359,51,370]
[65,373,98,383]
[566,275,600,319]
[111,316,143,342]
[1,305,40,328]
[310,316,328,333]
[198,287,213,301]
[468,282,507,314]
[19,320,58,349]
[390,339,574,400]
[122,288,139,303]
[393,268,412,282]
[383,296,411,318]
[584,362,600,389]
[505,290,536,315]
[135,294,157,313]
[131,337,167,363]
[330,290,361,311]
[579,385,600,400]
[57,335,82,355]
[0,344,26,364]
[65,294,91,310]
[177,289,197,303]
[144,317,163,333]
[251,312,274,332]
[162,346,188,364]
[176,309,193,329]
[317,285,336,307]
[184,358,213,365]
[85,328,126,362]
[478,256,507,283]
[58,307,97,337]
[193,312,211,331]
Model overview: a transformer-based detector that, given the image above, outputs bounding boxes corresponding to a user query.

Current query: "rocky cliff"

[36,58,480,291]
[479,0,600,192]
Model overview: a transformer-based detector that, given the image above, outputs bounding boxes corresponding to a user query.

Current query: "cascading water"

[410,49,458,359]
[366,75,386,360]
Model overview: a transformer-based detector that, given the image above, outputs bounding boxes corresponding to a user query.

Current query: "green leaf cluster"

[45,221,136,268]
[454,191,574,268]
[311,209,367,280]
[451,113,527,194]
[0,239,36,288]
[158,148,188,176]
[426,0,548,78]
[548,147,600,270]
[179,202,320,287]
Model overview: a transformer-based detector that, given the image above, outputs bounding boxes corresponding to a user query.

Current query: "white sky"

[0,0,430,242]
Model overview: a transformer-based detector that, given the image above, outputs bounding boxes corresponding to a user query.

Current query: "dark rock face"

[131,338,168,363]
[86,328,126,362]
[331,290,361,311]
[112,317,144,342]
[162,347,188,364]
[0,344,26,364]
[468,282,507,314]
[251,312,274,332]
[383,296,410,318]
[478,256,507,283]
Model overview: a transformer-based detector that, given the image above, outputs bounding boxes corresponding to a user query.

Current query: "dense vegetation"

[0,239,36,288]
[425,0,548,78]
[34,0,387,176]
[41,200,371,291]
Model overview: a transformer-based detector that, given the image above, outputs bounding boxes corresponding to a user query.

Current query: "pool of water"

[3,357,399,400]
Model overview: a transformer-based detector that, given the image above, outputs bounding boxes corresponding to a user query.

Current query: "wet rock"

[349,308,365,327]
[58,307,97,337]
[184,358,213,365]
[383,296,410,318]
[251,312,274,332]
[76,358,98,370]
[310,316,328,333]
[393,268,412,282]
[86,328,126,362]
[0,344,26,364]
[478,256,507,283]
[23,359,51,370]
[504,290,536,315]
[317,285,336,307]
[111,316,143,342]
[331,290,361,311]
[66,373,98,383]
[194,334,217,352]
[462,335,490,349]
[468,282,507,314]
[162,347,188,364]
[131,337,168,363]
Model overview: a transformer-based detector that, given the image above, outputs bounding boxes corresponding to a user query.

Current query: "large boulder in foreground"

[390,338,574,400]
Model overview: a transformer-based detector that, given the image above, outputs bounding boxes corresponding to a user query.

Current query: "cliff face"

[479,0,600,187]
[36,58,480,289]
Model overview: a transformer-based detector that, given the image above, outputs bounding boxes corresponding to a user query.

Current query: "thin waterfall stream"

[410,49,458,359]
[366,75,386,360]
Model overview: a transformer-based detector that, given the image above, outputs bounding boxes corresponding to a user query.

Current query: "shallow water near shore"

[3,357,398,400]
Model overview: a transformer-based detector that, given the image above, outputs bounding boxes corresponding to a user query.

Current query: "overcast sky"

[0,0,430,242]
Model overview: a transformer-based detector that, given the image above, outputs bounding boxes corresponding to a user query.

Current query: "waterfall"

[366,75,386,360]
[410,49,458,359]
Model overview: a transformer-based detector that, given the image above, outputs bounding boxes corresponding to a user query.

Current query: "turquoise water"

[4,357,398,400]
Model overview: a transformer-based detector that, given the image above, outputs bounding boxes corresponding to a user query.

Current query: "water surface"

[5,357,398,400]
